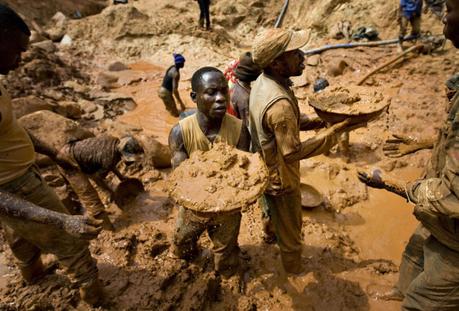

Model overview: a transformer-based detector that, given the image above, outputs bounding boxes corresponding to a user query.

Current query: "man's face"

[0,29,29,75]
[444,0,459,47]
[274,49,305,78]
[192,71,229,120]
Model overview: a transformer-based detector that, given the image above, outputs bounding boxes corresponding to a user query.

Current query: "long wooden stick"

[357,44,423,86]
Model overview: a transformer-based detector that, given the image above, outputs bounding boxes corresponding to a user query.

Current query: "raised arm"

[168,123,189,168]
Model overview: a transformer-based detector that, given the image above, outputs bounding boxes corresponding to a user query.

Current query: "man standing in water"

[249,28,362,274]
[169,66,250,277]
[158,53,186,117]
[0,4,104,306]
[360,1,459,308]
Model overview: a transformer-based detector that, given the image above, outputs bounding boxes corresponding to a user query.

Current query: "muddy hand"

[63,215,103,240]
[357,169,385,189]
[383,134,419,158]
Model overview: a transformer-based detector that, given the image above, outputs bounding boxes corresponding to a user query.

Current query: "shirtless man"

[158,53,186,117]
[169,67,250,277]
[0,4,103,306]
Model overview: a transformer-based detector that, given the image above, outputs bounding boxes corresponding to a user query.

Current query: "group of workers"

[1,0,459,310]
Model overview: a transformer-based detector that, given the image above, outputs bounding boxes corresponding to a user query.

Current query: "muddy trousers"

[399,15,421,39]
[264,190,303,273]
[173,207,241,277]
[0,166,98,286]
[396,224,430,295]
[158,87,179,117]
[402,236,459,311]
[57,167,106,219]
[197,0,210,29]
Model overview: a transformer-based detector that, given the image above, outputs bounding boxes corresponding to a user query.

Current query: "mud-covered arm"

[408,136,459,219]
[172,70,185,109]
[0,190,102,240]
[236,124,251,152]
[265,100,349,163]
[168,123,189,168]
[383,134,435,158]
[299,113,326,131]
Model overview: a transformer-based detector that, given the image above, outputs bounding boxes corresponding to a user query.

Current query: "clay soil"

[0,0,458,310]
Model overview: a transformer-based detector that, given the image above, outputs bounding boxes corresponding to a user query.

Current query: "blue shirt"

[400,0,423,18]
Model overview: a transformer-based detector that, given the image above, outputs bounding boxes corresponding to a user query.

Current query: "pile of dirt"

[2,0,107,25]
[167,143,268,213]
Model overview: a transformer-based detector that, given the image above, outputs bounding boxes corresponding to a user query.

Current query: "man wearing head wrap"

[249,28,362,274]
[228,52,262,128]
[158,53,186,117]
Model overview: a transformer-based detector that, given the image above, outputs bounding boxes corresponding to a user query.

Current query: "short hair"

[191,67,224,92]
[0,4,31,36]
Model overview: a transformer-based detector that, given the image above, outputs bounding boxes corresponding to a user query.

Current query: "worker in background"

[195,0,211,30]
[158,53,186,117]
[399,0,424,50]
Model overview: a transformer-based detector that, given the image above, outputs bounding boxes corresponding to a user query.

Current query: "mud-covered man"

[169,67,250,277]
[0,4,103,306]
[24,118,144,231]
[158,53,186,117]
[249,28,363,274]
[360,1,459,309]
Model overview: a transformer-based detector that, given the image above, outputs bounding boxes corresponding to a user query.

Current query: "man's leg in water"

[173,207,207,260]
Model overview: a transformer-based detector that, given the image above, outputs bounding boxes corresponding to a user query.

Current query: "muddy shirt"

[410,93,459,251]
[179,113,242,155]
[250,74,335,196]
[161,66,176,92]
[0,83,35,185]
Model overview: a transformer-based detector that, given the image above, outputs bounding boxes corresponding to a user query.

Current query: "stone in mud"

[32,40,56,53]
[167,143,269,213]
[18,110,94,155]
[327,59,349,77]
[11,95,54,118]
[54,101,83,119]
[137,134,172,169]
[108,61,129,72]
[96,72,119,90]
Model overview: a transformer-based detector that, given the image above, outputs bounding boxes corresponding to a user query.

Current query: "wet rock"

[60,35,73,46]
[11,95,54,118]
[307,55,321,66]
[32,40,56,53]
[54,101,83,119]
[79,99,98,114]
[137,134,172,169]
[108,61,129,72]
[96,72,119,90]
[327,59,349,77]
